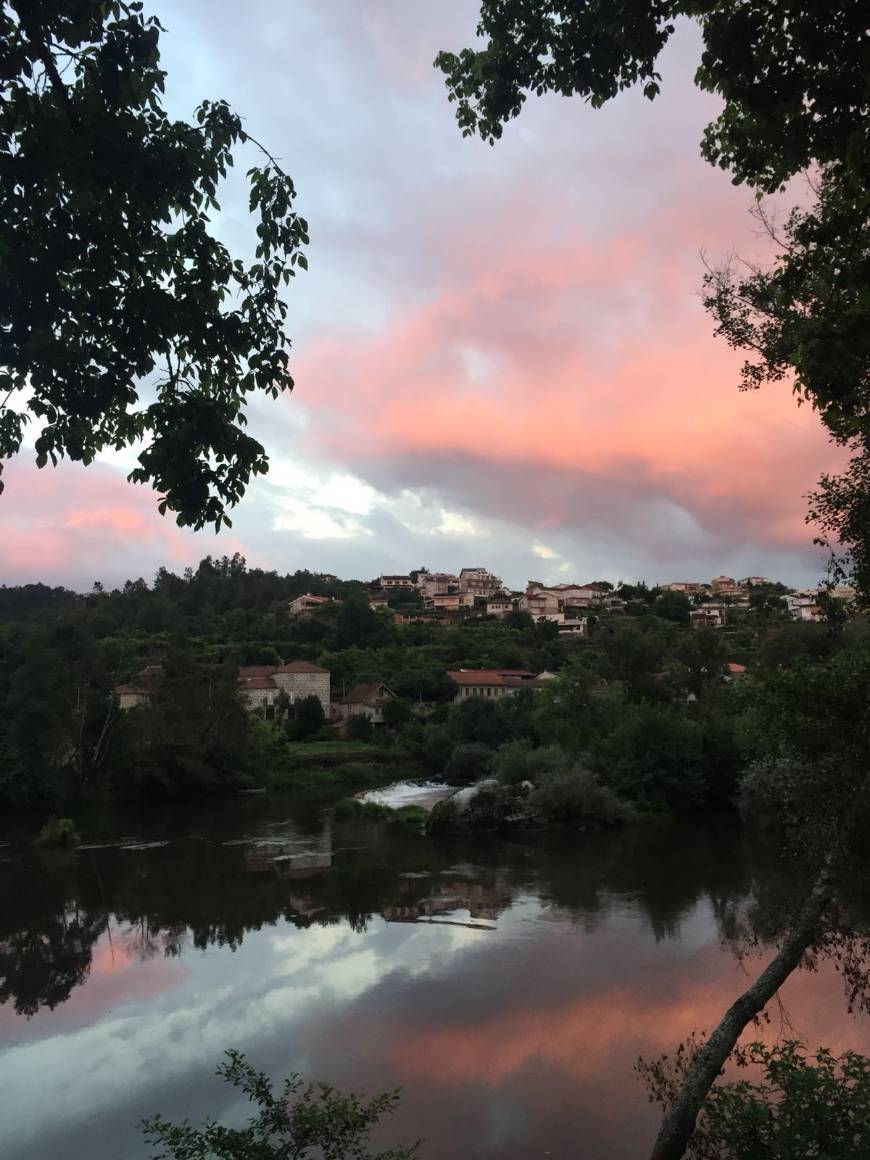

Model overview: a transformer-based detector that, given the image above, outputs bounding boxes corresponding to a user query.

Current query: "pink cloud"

[294,197,842,555]
[0,460,250,586]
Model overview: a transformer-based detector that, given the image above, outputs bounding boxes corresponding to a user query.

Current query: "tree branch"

[15,6,76,120]
[648,863,833,1160]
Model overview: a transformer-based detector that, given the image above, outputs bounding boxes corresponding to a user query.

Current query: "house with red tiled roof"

[238,660,331,715]
[447,669,538,702]
[113,665,164,710]
[114,683,149,710]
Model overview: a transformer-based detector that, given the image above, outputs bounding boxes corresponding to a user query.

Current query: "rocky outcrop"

[426,779,545,834]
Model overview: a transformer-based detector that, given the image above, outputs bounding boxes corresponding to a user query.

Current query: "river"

[1,786,868,1158]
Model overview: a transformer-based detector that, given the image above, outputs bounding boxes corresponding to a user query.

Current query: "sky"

[1,1,844,591]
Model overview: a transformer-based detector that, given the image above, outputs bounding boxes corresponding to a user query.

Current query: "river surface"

[1,787,869,1159]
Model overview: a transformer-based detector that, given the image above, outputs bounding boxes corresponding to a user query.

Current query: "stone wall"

[272,671,331,712]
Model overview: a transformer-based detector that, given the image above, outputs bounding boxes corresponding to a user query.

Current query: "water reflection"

[0,800,867,1159]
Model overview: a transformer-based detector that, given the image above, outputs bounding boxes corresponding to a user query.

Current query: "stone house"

[336,682,396,725]
[238,660,331,715]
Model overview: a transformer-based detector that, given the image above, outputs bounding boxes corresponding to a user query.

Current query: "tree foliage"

[0,1,308,528]
[436,1,867,191]
[641,1038,870,1160]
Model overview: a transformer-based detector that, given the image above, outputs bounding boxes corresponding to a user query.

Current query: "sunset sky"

[1,1,843,591]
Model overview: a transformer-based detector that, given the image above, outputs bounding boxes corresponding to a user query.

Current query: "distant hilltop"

[351,568,856,630]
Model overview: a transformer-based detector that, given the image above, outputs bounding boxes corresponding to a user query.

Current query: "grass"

[285,741,374,757]
[267,761,396,793]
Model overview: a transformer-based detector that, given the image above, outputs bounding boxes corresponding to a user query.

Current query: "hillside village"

[112,564,858,726]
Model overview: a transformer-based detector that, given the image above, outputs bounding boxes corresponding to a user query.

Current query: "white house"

[486,594,514,618]
[378,574,414,590]
[558,618,588,636]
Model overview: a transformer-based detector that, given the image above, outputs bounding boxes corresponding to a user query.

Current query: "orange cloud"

[389,952,870,1091]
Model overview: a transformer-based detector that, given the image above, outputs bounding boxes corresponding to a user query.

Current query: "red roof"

[238,665,281,679]
[339,683,394,705]
[238,661,328,680]
[447,669,535,687]
[114,683,147,697]
[240,676,276,690]
[724,662,747,674]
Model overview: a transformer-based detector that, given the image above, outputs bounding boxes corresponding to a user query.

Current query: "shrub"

[382,698,413,728]
[641,1039,870,1160]
[492,740,570,786]
[530,766,631,828]
[345,714,375,742]
[287,695,325,741]
[444,742,493,782]
[142,1050,417,1159]
[34,816,80,848]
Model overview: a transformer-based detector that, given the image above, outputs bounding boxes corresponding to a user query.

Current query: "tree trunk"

[648,866,833,1160]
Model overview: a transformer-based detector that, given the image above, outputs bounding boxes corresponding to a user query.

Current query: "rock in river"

[426,779,544,834]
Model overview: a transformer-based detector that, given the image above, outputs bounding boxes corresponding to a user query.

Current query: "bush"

[530,766,631,827]
[288,695,326,741]
[641,1039,870,1160]
[345,714,375,742]
[382,698,413,728]
[142,1050,417,1159]
[34,816,80,848]
[444,742,493,782]
[492,740,570,786]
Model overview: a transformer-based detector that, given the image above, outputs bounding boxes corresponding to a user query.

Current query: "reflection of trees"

[0,812,835,1018]
[0,907,107,1016]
